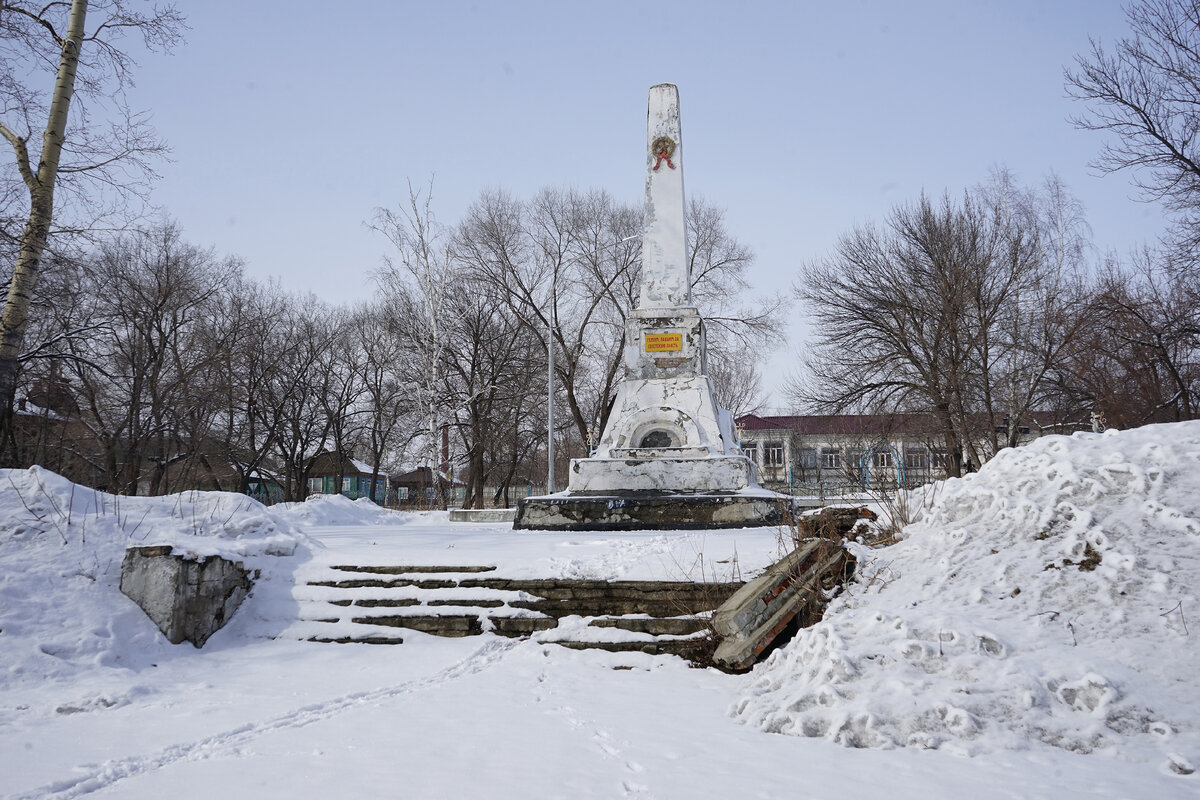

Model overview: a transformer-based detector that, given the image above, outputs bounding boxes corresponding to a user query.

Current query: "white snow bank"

[272,493,411,527]
[733,422,1200,775]
[0,467,312,684]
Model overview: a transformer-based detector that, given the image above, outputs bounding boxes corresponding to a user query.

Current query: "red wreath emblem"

[651,136,676,171]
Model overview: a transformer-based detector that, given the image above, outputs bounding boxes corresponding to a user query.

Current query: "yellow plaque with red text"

[644,333,683,352]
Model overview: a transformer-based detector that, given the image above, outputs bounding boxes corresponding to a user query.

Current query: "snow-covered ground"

[2,423,1199,798]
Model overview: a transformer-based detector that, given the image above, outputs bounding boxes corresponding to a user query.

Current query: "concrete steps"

[291,564,743,660]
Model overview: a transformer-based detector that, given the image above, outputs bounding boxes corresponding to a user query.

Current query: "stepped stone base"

[551,639,715,658]
[569,455,755,493]
[309,635,405,645]
[298,552,854,669]
[512,492,795,531]
[295,565,745,661]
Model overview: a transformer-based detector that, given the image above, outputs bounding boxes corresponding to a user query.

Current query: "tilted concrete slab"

[448,508,518,523]
[711,539,855,671]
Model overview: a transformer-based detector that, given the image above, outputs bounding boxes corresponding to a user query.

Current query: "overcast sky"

[130,1,1161,406]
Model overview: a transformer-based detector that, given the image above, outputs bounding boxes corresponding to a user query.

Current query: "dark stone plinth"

[512,492,796,531]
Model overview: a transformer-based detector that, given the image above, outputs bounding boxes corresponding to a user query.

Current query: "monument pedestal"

[512,84,793,531]
[513,491,794,531]
[570,454,755,493]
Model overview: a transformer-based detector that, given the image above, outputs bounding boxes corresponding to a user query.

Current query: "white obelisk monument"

[514,84,788,530]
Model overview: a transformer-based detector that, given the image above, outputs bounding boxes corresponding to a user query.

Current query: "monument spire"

[512,84,791,532]
[640,83,691,309]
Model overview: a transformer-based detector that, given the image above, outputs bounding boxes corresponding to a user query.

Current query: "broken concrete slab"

[119,545,254,647]
[711,538,854,672]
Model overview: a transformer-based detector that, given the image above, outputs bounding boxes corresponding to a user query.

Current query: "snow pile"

[0,466,311,683]
[273,493,410,527]
[733,422,1200,774]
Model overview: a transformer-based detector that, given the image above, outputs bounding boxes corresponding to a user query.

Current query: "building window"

[873,450,894,469]
[821,448,841,469]
[905,449,929,470]
[848,450,864,478]
[799,448,818,469]
[764,441,785,467]
[307,477,324,494]
[931,450,949,469]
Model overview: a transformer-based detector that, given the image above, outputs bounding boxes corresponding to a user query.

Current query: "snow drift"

[272,492,412,527]
[733,422,1200,774]
[0,467,312,683]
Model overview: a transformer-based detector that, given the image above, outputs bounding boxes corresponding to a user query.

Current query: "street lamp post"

[547,314,555,494]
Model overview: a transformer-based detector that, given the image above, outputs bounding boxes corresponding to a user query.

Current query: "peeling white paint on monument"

[514,84,792,530]
[573,83,756,494]
[640,84,690,309]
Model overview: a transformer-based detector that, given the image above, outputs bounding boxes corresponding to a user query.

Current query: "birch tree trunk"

[0,0,88,464]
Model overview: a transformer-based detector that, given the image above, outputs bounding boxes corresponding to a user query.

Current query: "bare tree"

[686,195,781,418]
[12,247,94,476]
[456,187,778,448]
[709,353,765,419]
[434,288,516,508]
[1054,251,1199,426]
[54,223,238,493]
[456,186,629,454]
[372,180,457,507]
[978,171,1092,449]
[209,278,300,497]
[351,300,417,503]
[318,328,368,495]
[687,196,782,351]
[261,299,339,501]
[1066,0,1200,257]
[0,0,185,463]
[792,176,1090,475]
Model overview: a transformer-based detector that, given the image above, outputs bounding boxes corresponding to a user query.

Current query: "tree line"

[790,171,1198,477]
[3,0,1199,501]
[13,185,776,505]
[788,0,1200,477]
[0,2,778,506]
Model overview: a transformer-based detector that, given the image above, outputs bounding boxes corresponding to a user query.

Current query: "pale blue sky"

[131,1,1159,402]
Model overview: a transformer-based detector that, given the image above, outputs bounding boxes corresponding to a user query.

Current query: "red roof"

[736,413,932,436]
[736,412,1070,436]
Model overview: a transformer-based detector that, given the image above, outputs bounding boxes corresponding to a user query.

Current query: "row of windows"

[307,475,385,499]
[751,443,949,471]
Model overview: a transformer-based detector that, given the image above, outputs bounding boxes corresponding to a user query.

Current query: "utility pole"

[547,314,555,493]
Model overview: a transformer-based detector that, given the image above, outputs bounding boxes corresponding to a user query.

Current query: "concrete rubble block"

[448,508,517,523]
[711,539,855,671]
[119,545,254,647]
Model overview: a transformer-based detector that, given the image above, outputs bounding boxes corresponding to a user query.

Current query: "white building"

[736,413,1061,494]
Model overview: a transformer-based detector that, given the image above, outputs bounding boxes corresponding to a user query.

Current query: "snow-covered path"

[4,627,1181,799]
